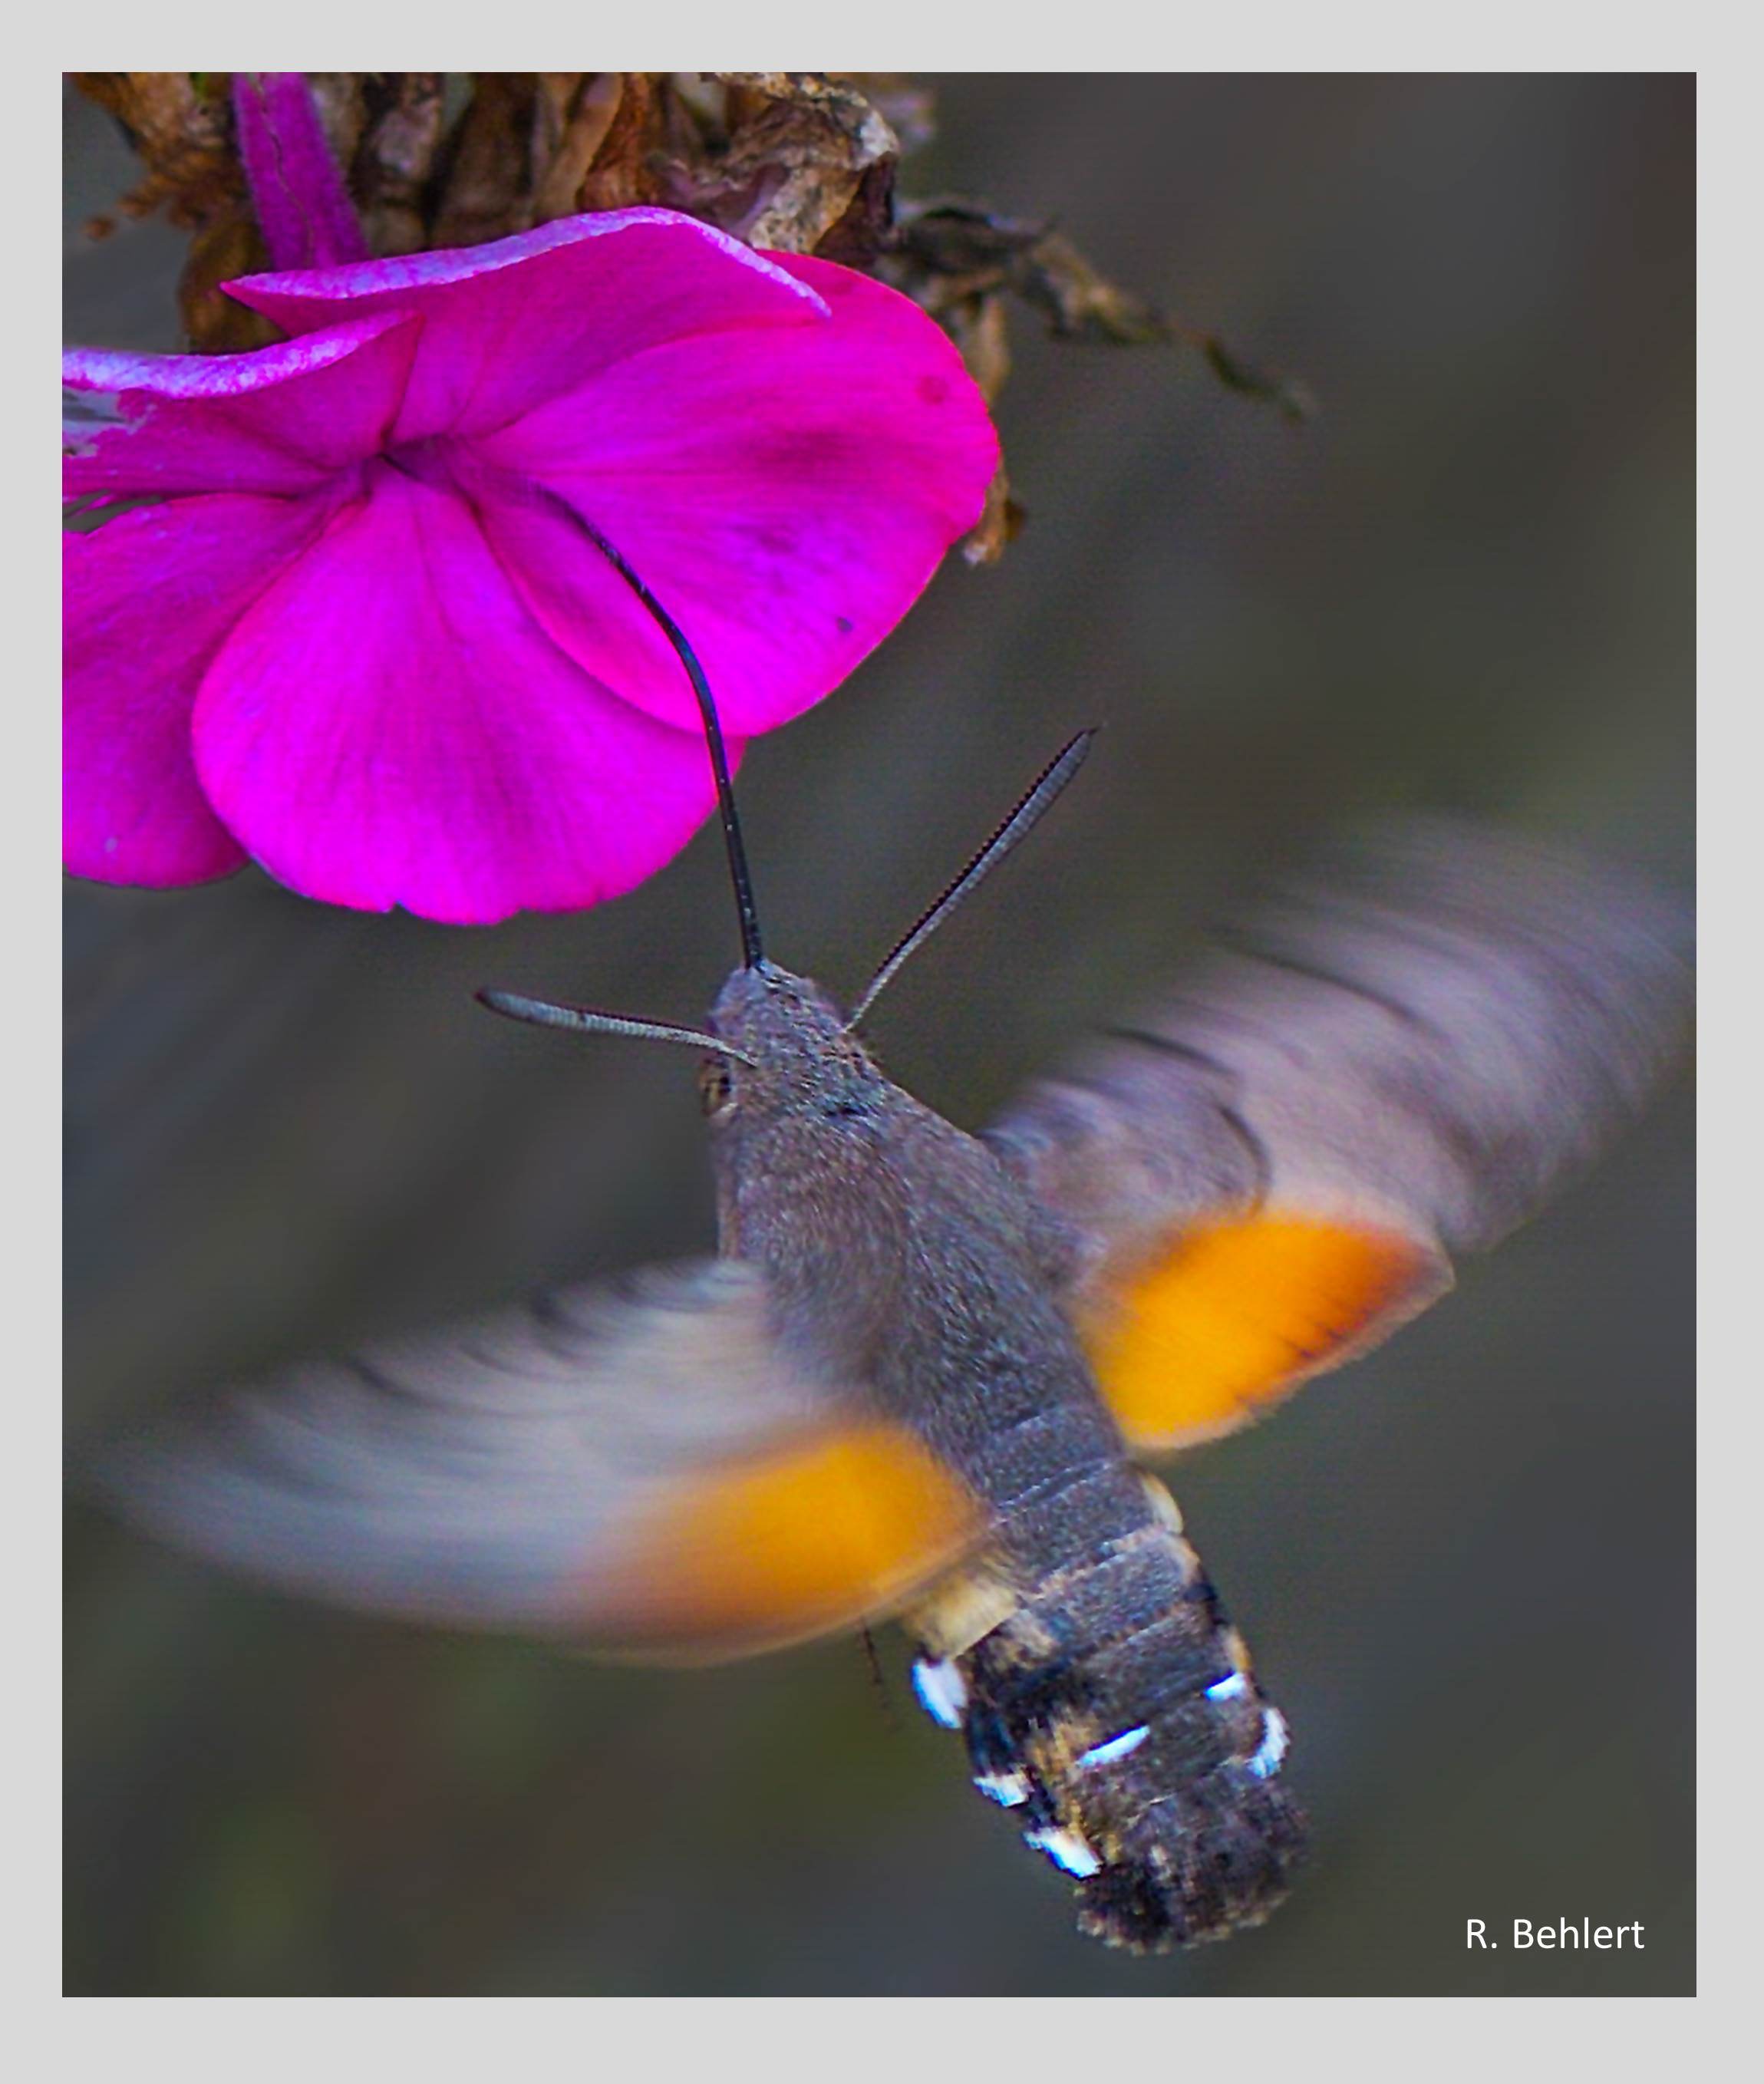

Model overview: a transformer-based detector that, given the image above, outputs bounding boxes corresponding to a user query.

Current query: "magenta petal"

[223,209,828,443]
[190,463,720,924]
[65,493,335,886]
[64,315,418,502]
[468,254,1001,737]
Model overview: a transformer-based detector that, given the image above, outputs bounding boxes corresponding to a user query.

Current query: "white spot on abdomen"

[1246,1706,1290,1779]
[974,1769,1032,1808]
[911,1656,967,1730]
[1075,1723,1151,1770]
[1023,1825,1103,1878]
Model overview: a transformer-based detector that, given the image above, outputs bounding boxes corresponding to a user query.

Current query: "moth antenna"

[477,991,757,1066]
[511,482,764,969]
[846,730,1097,1030]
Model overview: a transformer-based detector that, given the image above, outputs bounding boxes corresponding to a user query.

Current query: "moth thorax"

[907,1479,1306,1951]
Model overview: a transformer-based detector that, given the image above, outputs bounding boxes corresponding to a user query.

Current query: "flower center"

[382,435,459,493]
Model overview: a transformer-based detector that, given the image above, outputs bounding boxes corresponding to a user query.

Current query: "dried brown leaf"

[1197,337,1318,423]
[430,74,541,246]
[963,461,1025,567]
[1013,227,1169,345]
[715,74,896,254]
[532,74,624,221]
[833,74,936,160]
[179,211,275,351]
[72,73,244,233]
[353,74,447,257]
[569,74,670,214]
[941,290,1012,404]
[892,195,1314,425]
[625,74,898,257]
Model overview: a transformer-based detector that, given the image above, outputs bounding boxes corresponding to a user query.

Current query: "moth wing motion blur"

[101,1255,981,1662]
[921,816,1692,1948]
[989,816,1693,1452]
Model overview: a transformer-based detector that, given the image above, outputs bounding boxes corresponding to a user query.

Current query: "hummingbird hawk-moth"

[102,542,1693,1954]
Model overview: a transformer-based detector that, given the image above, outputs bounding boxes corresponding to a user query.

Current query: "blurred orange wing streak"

[1084,1212,1449,1453]
[579,1422,981,1660]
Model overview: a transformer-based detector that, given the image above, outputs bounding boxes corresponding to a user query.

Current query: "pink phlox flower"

[63,209,999,923]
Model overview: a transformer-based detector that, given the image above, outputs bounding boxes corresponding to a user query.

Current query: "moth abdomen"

[909,1474,1307,1951]
[1071,1754,1307,1951]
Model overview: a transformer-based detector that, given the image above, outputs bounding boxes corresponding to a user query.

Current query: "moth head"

[703,960,880,1129]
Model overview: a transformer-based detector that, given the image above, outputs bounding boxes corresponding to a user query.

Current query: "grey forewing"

[97,1258,857,1632]
[984,816,1693,1282]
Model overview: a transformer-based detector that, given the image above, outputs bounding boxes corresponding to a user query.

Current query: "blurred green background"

[64,75,1693,1995]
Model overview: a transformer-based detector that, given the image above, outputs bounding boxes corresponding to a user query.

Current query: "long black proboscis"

[476,991,757,1066]
[846,728,1098,1030]
[523,483,764,969]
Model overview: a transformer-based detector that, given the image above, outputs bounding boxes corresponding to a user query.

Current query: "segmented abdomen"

[905,1469,1306,1951]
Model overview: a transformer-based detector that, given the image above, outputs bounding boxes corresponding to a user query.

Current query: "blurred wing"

[99,1258,981,1660]
[987,819,1693,1452]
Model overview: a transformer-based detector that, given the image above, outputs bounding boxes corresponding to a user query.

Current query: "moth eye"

[698,1057,736,1118]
